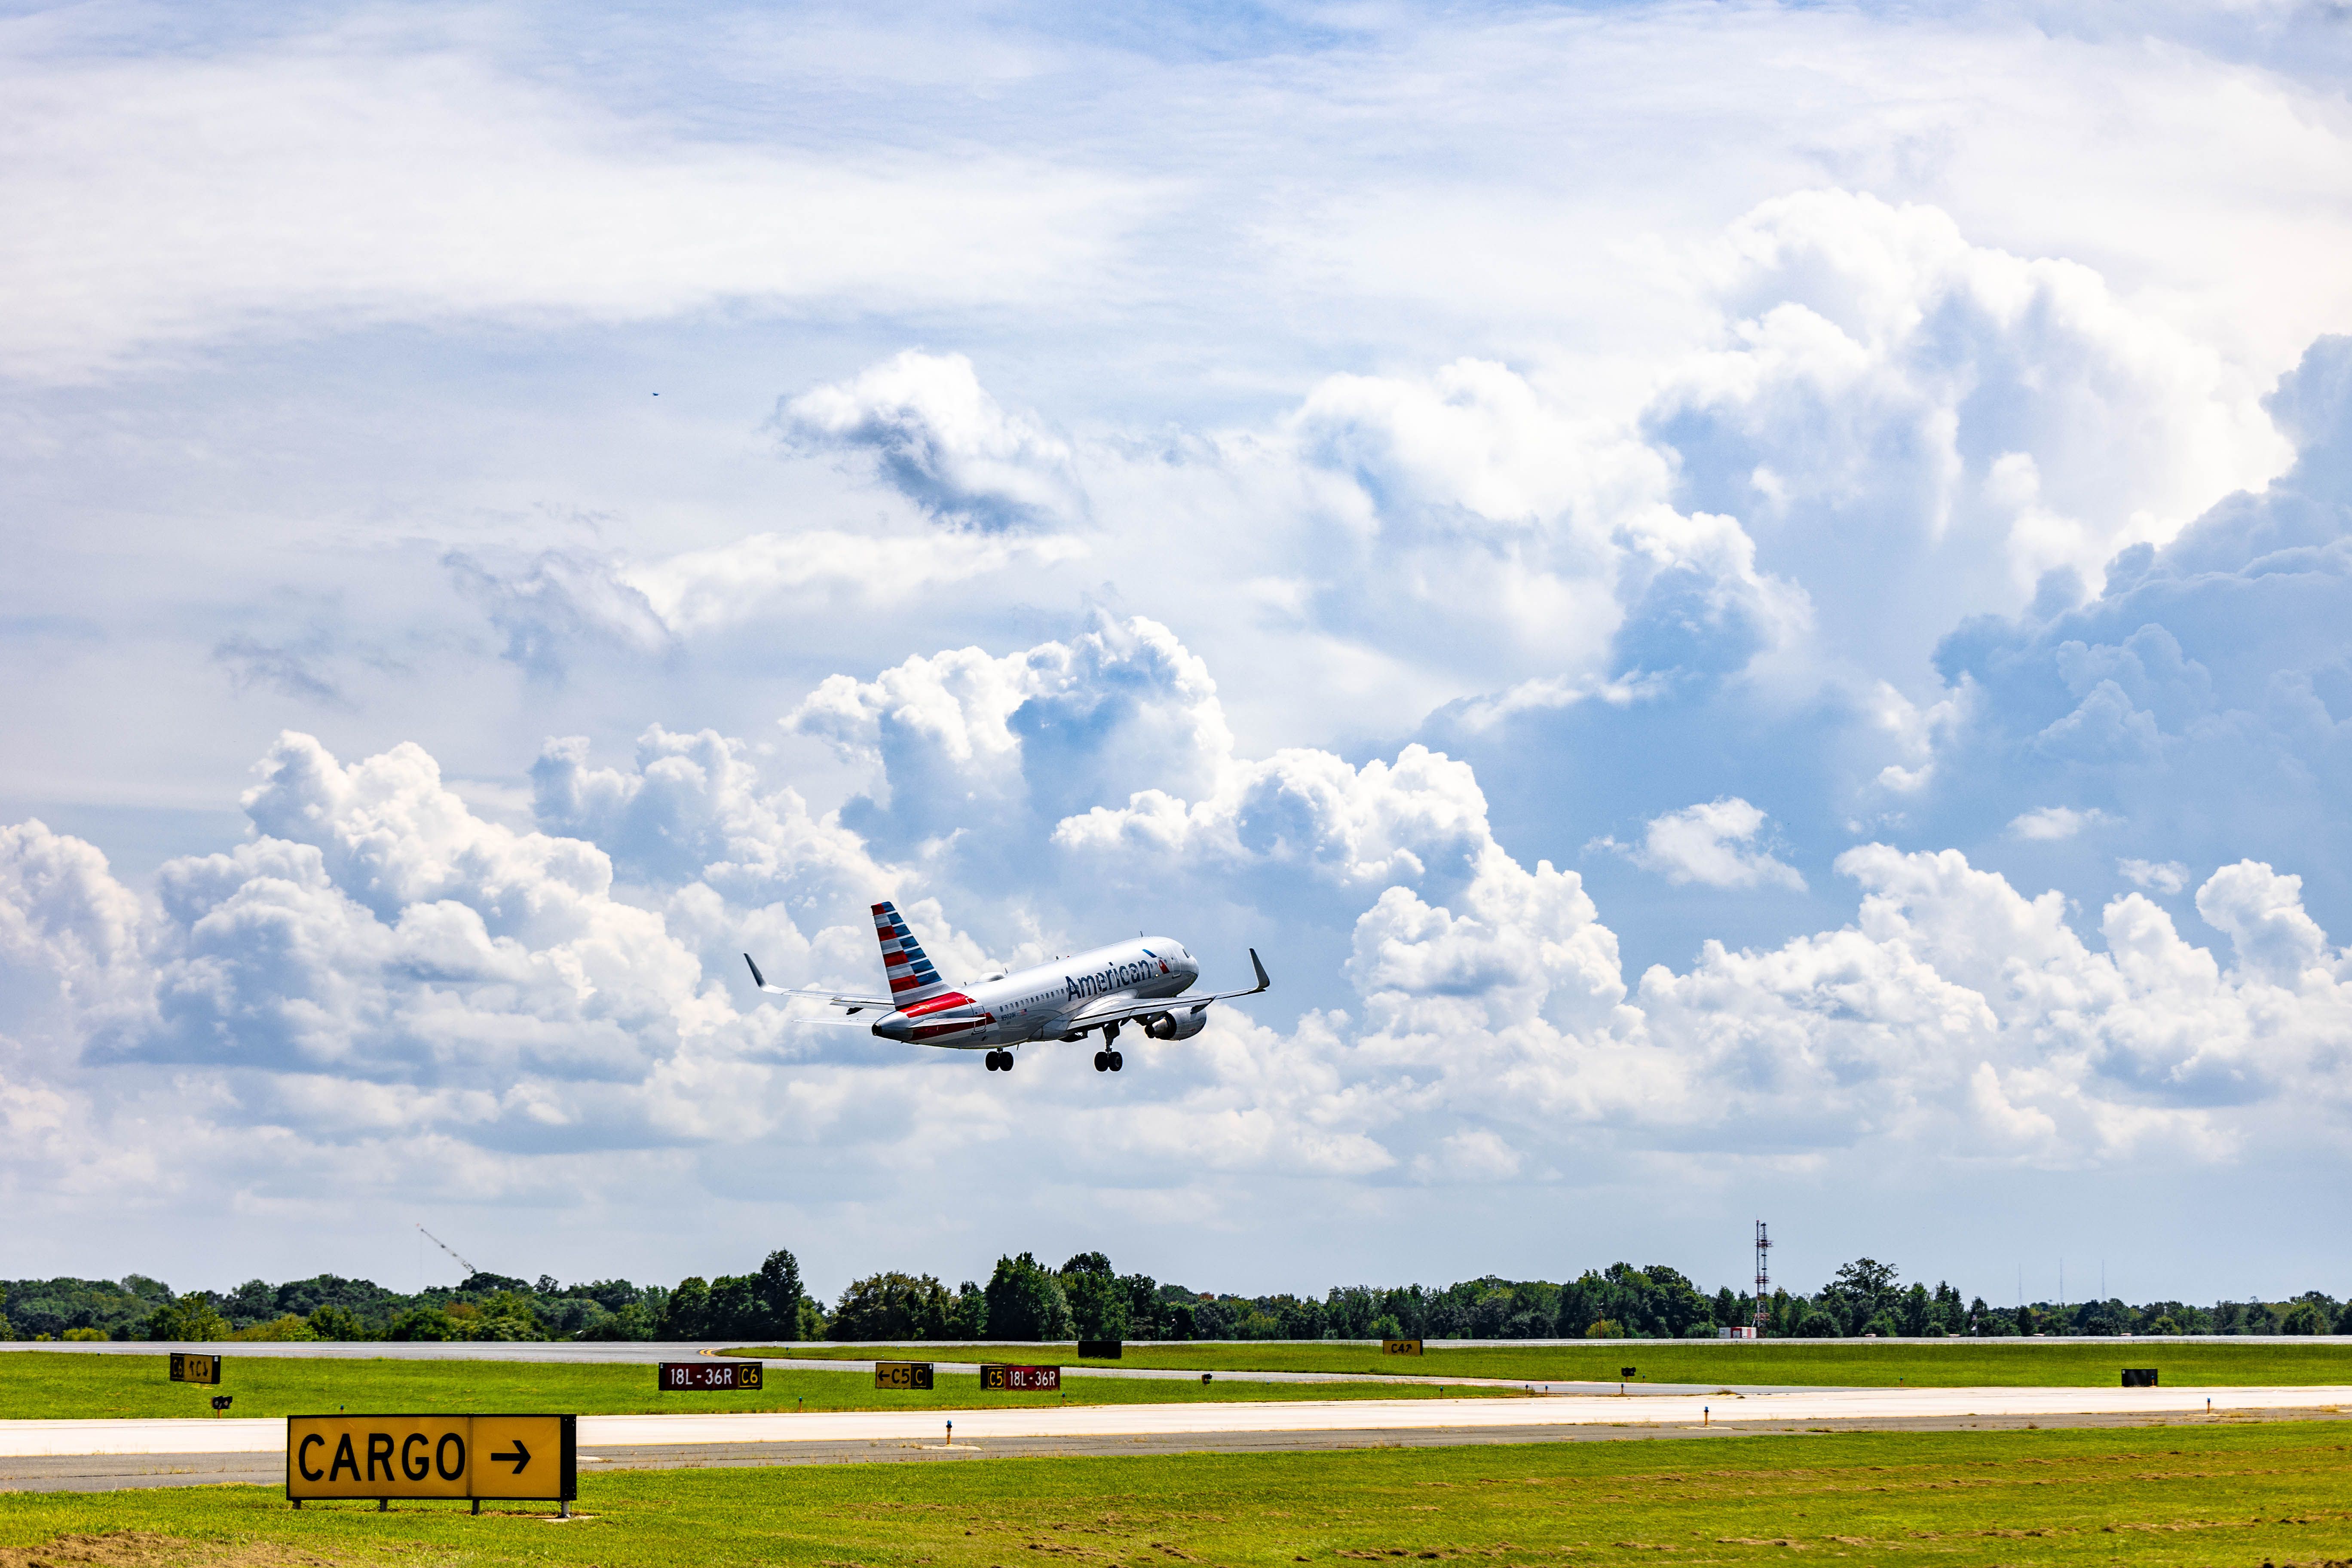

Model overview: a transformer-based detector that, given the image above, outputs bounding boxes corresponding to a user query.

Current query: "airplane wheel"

[1000,1050,1014,1072]
[1093,1050,1107,1072]
[1109,1051,1124,1072]
[983,1052,997,1071]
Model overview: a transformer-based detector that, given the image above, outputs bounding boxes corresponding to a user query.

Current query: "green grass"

[5,1422,2352,1567]
[0,1354,1524,1422]
[734,1337,2352,1387]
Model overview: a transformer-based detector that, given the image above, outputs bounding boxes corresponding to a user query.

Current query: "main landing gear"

[1093,1049,1124,1072]
[984,1050,1014,1071]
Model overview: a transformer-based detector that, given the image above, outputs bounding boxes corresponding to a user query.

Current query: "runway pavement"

[1,1382,2343,1464]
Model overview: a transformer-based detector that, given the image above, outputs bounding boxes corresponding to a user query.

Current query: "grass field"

[735,1337,2352,1387]
[0,1354,1524,1422]
[5,1422,2351,1567]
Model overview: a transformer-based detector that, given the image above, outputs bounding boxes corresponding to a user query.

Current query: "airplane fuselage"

[871,936,1202,1049]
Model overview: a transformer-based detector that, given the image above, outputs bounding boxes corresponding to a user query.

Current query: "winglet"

[1249,947,1270,993]
[744,953,768,990]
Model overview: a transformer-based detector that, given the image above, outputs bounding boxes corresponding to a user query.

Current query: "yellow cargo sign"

[169,1353,223,1385]
[287,1414,575,1506]
[1381,1338,1423,1356]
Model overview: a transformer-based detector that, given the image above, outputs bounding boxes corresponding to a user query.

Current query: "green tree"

[662,1277,711,1339]
[144,1298,230,1341]
[306,1305,371,1341]
[757,1249,805,1341]
[466,1290,547,1341]
[1121,1274,1162,1340]
[830,1273,955,1340]
[1060,1254,1130,1341]
[2281,1300,2328,1335]
[228,1314,316,1341]
[983,1253,1072,1341]
[1826,1258,1899,1330]
[952,1281,988,1338]
[387,1307,459,1341]
[705,1275,763,1339]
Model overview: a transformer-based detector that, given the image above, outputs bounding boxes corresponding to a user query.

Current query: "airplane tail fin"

[873,900,954,1005]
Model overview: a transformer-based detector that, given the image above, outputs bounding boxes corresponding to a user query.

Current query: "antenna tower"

[1752,1220,1773,1334]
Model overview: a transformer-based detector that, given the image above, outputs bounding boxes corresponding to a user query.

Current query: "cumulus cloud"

[778,351,1087,531]
[15,2,2352,1284]
[1600,797,1807,891]
[7,616,2352,1278]
[1916,335,2352,917]
[1651,190,2288,681]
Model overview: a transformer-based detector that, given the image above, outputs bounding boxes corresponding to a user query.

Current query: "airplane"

[743,900,1269,1073]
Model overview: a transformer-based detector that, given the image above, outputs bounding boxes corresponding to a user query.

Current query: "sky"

[4,0,2352,1310]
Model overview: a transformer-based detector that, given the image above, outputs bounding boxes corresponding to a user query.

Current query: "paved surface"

[4,1403,2349,1493]
[2,1382,2343,1462]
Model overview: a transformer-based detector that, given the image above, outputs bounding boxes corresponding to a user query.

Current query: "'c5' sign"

[286,1414,576,1505]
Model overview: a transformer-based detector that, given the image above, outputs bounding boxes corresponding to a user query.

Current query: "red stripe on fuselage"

[901,991,974,1016]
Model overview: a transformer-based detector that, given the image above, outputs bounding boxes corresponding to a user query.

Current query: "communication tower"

[1752,1220,1772,1334]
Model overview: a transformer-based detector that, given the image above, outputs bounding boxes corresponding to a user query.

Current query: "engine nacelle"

[1146,1008,1209,1041]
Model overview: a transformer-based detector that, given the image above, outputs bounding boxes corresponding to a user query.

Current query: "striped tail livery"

[874,900,956,1005]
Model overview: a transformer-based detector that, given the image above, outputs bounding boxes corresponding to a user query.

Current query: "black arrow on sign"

[492,1439,531,1473]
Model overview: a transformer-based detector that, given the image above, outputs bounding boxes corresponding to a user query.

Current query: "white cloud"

[2008,805,2118,841]
[778,351,1087,531]
[9,3,2352,1290]
[2120,858,2190,895]
[5,620,2352,1285]
[1604,797,1807,891]
[0,43,1148,381]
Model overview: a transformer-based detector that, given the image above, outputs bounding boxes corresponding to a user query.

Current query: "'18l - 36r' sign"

[979,1364,1060,1391]
[657,1361,764,1391]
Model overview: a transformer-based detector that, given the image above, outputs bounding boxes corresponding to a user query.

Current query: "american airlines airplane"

[743,900,1269,1073]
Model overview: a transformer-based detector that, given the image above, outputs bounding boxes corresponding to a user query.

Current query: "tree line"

[5,1254,2347,1344]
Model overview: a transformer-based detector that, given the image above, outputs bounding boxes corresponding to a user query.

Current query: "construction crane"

[416,1224,478,1280]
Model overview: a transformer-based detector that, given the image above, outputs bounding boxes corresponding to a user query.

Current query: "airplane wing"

[743,954,895,1014]
[1066,948,1271,1029]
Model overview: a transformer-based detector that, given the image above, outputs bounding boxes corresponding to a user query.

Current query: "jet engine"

[1146,1009,1209,1040]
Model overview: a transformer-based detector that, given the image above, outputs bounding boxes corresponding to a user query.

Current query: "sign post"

[169,1353,223,1385]
[655,1361,764,1391]
[287,1415,577,1516]
[978,1364,1061,1392]
[1380,1338,1423,1356]
[874,1362,935,1390]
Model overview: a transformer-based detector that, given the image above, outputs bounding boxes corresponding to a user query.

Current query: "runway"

[1,1381,2346,1495]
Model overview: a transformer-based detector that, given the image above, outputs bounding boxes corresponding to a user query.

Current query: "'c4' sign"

[287,1414,576,1504]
